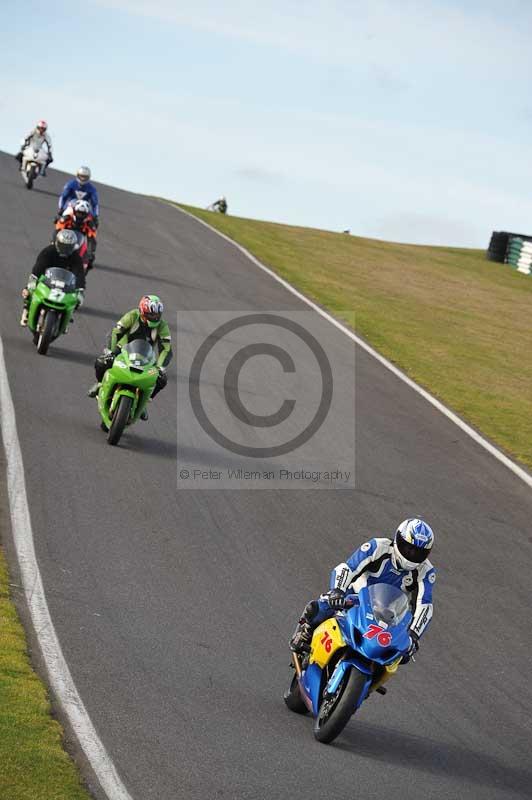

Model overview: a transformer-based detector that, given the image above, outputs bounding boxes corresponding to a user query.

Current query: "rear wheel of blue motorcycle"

[313,667,366,744]
[283,674,308,715]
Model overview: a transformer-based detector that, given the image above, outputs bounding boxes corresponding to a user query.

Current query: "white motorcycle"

[20,143,49,190]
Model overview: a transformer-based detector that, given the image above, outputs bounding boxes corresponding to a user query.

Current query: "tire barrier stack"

[505,237,532,275]
[486,231,532,276]
[487,231,509,262]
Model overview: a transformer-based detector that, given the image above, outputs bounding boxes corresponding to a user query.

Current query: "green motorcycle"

[28,267,81,355]
[97,340,159,446]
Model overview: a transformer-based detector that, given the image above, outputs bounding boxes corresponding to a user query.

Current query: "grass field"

[177,204,532,469]
[0,543,91,800]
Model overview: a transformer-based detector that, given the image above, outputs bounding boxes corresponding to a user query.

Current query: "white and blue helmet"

[392,518,434,570]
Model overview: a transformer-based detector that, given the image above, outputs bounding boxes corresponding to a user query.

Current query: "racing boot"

[140,408,149,421]
[289,599,321,655]
[20,287,31,326]
[87,382,101,398]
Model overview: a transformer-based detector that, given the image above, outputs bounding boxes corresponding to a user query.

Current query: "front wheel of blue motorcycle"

[313,668,366,744]
[283,674,308,715]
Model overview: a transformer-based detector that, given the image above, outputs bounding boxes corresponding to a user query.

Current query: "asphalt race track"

[1,150,532,800]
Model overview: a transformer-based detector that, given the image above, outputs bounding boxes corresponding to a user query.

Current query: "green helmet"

[139,294,163,328]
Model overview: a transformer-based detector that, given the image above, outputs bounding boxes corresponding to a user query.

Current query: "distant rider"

[20,230,86,326]
[211,196,227,214]
[15,120,53,175]
[290,519,436,663]
[58,166,100,222]
[87,295,172,420]
[55,199,98,266]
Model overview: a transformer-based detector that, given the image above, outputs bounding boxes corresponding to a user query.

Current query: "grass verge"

[175,203,532,469]
[0,542,92,800]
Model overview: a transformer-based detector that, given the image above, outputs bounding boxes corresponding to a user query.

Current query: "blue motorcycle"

[284,583,413,743]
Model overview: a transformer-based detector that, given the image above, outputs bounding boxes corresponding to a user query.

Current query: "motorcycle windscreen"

[44,268,78,292]
[368,583,410,627]
[122,339,156,366]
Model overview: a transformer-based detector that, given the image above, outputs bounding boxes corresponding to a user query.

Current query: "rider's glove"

[22,274,38,298]
[325,588,346,609]
[101,348,115,367]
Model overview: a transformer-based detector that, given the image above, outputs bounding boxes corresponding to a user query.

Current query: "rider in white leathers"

[15,120,53,175]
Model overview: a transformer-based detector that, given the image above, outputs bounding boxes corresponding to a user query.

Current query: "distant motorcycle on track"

[52,202,98,273]
[284,583,412,743]
[97,340,159,445]
[19,144,49,189]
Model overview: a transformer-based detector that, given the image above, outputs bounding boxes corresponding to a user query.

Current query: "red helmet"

[139,295,163,328]
[36,119,48,133]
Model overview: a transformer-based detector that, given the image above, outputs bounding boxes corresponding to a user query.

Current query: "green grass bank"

[177,204,532,469]
[0,544,92,800]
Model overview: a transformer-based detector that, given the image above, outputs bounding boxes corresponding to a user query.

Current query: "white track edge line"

[0,336,133,800]
[169,202,532,490]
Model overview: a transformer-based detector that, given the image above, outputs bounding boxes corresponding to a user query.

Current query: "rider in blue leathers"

[290,519,436,661]
[58,166,100,220]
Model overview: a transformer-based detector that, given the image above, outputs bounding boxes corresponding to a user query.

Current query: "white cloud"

[94,0,532,83]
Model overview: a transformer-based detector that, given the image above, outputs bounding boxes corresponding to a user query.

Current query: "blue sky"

[1,0,531,246]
